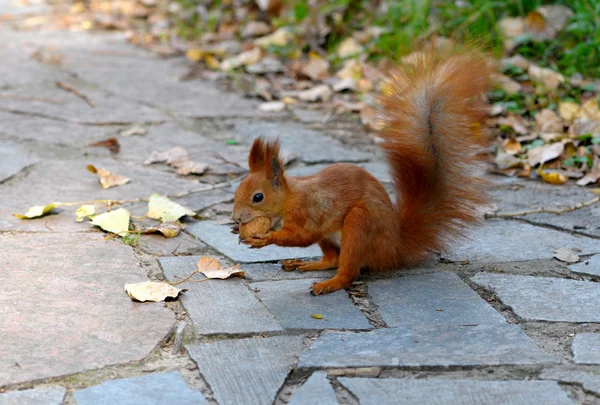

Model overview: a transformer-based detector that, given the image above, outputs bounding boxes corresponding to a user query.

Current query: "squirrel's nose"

[231,212,241,223]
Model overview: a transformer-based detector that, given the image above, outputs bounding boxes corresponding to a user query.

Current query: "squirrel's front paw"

[241,232,272,249]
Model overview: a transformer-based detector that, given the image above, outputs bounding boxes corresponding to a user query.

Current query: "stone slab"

[0,80,167,124]
[368,272,506,327]
[160,256,282,334]
[229,120,372,164]
[0,233,174,386]
[445,220,600,264]
[0,141,37,183]
[490,180,600,238]
[0,387,66,405]
[298,324,557,368]
[472,273,600,322]
[569,255,600,277]
[251,279,372,330]
[572,333,600,364]
[186,221,322,263]
[186,336,304,405]
[289,372,337,405]
[0,158,200,232]
[338,378,573,405]
[541,368,600,395]
[137,232,209,257]
[73,371,207,405]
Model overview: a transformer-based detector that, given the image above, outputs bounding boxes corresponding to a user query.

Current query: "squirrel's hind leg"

[310,205,367,295]
[281,239,339,271]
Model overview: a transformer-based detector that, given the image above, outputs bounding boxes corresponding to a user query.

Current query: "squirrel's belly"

[325,231,342,247]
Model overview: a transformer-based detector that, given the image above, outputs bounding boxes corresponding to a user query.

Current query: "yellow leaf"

[75,205,96,222]
[186,48,205,62]
[204,55,220,70]
[91,208,130,236]
[124,281,183,302]
[13,203,59,219]
[87,165,130,189]
[147,194,196,222]
[525,10,546,32]
[590,188,600,195]
[538,167,568,185]
[503,138,522,155]
[311,314,323,319]
[579,99,600,120]
[558,101,581,121]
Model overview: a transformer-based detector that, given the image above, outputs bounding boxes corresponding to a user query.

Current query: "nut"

[239,217,271,239]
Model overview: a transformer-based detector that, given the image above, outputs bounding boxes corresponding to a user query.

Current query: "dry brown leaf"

[87,165,130,189]
[527,143,564,166]
[124,281,183,302]
[535,109,564,133]
[337,37,363,58]
[579,99,600,121]
[577,164,600,186]
[196,255,245,279]
[503,138,522,155]
[300,54,330,81]
[553,248,580,264]
[144,146,188,166]
[493,74,522,95]
[139,222,182,238]
[255,27,292,47]
[297,85,332,102]
[496,115,528,134]
[220,47,262,71]
[174,161,209,176]
[528,65,564,90]
[90,137,120,154]
[558,102,581,122]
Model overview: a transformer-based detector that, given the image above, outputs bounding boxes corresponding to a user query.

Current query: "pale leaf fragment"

[300,55,330,81]
[298,84,332,102]
[337,37,363,58]
[147,194,196,222]
[174,161,209,176]
[577,164,600,187]
[75,204,95,222]
[554,248,580,264]
[91,208,130,236]
[255,28,293,47]
[528,142,564,166]
[535,109,563,133]
[198,258,245,280]
[143,147,188,166]
[124,281,183,302]
[87,165,130,189]
[558,102,581,122]
[139,222,182,238]
[14,202,58,219]
[528,65,564,90]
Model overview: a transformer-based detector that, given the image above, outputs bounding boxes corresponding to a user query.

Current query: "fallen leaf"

[311,314,323,319]
[186,48,205,62]
[147,194,196,222]
[538,166,568,185]
[495,150,522,169]
[174,161,209,176]
[577,164,600,186]
[139,222,182,238]
[241,21,270,38]
[197,256,245,279]
[495,115,528,134]
[297,84,332,102]
[528,142,565,166]
[255,27,293,47]
[501,55,531,70]
[144,147,188,166]
[259,101,285,112]
[535,109,563,133]
[579,99,600,121]
[75,204,95,222]
[87,165,131,189]
[337,37,363,58]
[220,47,262,71]
[300,54,330,81]
[124,281,183,302]
[528,65,564,90]
[559,102,581,122]
[119,126,147,137]
[91,208,130,236]
[503,138,522,155]
[90,137,120,154]
[493,73,522,95]
[554,248,580,263]
[14,202,58,219]
[246,57,285,74]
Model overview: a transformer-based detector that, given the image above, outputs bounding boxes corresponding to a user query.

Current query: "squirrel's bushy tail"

[377,48,493,266]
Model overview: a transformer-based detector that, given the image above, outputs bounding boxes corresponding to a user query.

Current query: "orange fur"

[232,48,493,295]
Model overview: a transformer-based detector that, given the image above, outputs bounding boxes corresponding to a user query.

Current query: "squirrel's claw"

[242,232,272,249]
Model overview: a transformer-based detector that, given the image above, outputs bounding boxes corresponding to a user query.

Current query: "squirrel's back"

[377,49,493,266]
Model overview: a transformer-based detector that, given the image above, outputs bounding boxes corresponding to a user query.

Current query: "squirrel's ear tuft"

[264,138,284,188]
[248,138,266,172]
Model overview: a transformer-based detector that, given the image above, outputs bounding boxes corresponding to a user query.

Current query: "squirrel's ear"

[248,138,266,172]
[264,139,285,189]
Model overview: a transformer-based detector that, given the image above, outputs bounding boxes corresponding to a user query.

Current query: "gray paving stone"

[186,221,322,263]
[369,272,506,327]
[569,254,600,276]
[445,220,600,263]
[0,0,47,17]
[0,233,174,386]
[0,141,37,183]
[490,180,600,238]
[298,324,557,368]
[137,232,209,257]
[0,387,66,405]
[338,378,573,405]
[289,372,337,405]
[251,279,372,330]
[230,120,372,164]
[541,368,600,395]
[160,256,282,334]
[472,273,600,322]
[186,336,304,405]
[0,158,199,232]
[0,45,67,88]
[73,371,207,405]
[0,80,166,124]
[572,333,600,364]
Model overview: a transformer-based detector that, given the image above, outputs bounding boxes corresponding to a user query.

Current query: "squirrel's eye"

[252,193,264,203]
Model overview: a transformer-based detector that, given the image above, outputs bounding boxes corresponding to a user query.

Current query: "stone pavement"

[1,3,600,405]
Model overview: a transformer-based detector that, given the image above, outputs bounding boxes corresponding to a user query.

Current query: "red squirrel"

[231,49,493,295]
